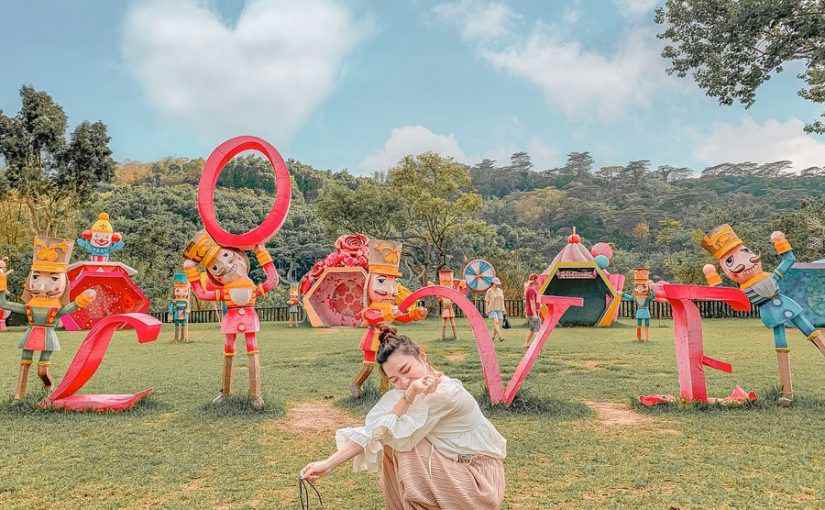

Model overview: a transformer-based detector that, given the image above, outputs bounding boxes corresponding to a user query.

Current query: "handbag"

[502,314,511,329]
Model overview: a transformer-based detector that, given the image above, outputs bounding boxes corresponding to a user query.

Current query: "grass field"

[2,317,825,509]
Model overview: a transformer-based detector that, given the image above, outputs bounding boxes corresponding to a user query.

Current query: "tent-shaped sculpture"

[779,259,825,327]
[537,228,624,327]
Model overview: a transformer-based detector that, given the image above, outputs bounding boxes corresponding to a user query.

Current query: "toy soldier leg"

[37,351,53,390]
[247,351,264,410]
[212,353,233,404]
[351,362,374,399]
[183,322,191,343]
[776,348,794,406]
[15,360,32,401]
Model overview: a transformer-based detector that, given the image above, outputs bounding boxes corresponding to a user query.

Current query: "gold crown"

[368,239,402,277]
[91,212,113,233]
[701,224,743,259]
[633,267,650,284]
[32,236,74,273]
[184,231,222,267]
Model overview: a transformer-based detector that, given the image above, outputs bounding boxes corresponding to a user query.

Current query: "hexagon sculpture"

[60,261,151,331]
[779,259,825,327]
[538,228,625,327]
[300,233,370,327]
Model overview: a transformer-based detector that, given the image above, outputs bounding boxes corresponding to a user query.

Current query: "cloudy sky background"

[2,0,823,173]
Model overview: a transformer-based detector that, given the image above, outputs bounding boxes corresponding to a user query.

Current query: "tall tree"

[0,85,114,235]
[656,0,825,134]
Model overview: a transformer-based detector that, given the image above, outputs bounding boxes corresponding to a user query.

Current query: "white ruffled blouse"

[336,376,507,472]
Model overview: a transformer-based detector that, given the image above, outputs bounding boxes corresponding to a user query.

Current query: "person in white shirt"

[300,328,507,509]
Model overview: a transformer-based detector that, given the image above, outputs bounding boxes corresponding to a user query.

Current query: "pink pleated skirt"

[380,441,505,510]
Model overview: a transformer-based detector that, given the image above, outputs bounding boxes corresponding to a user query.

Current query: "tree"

[656,0,825,134]
[0,85,114,235]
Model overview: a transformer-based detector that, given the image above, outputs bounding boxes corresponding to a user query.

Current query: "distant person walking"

[523,274,541,349]
[485,278,506,342]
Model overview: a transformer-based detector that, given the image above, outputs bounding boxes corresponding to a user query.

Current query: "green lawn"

[2,318,824,509]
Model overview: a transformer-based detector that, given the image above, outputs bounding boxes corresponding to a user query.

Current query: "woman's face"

[382,352,428,390]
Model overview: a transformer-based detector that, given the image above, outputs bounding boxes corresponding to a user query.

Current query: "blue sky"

[2,0,823,174]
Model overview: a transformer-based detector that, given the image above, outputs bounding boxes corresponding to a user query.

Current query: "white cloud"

[432,0,520,42]
[122,0,368,146]
[481,25,667,120]
[613,0,660,16]
[359,126,469,172]
[694,117,825,171]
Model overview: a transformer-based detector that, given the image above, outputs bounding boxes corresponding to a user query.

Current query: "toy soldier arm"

[0,291,26,315]
[57,289,96,318]
[184,265,219,301]
[393,306,427,323]
[362,307,386,326]
[703,264,722,287]
[254,246,279,294]
[111,240,125,251]
[771,232,795,280]
[621,292,633,301]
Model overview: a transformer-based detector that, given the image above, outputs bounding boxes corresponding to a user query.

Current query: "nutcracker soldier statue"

[0,258,11,331]
[701,225,825,406]
[622,267,655,342]
[287,283,301,328]
[76,213,124,262]
[350,239,428,398]
[0,236,96,400]
[167,272,191,343]
[428,265,465,340]
[183,231,279,409]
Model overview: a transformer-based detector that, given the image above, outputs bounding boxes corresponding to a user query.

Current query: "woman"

[484,277,506,342]
[301,329,507,509]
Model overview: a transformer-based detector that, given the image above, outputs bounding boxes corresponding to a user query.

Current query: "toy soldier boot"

[807,330,825,358]
[636,327,641,341]
[776,349,794,407]
[643,327,650,342]
[350,363,373,399]
[37,363,52,392]
[183,323,191,343]
[213,354,233,404]
[247,352,264,410]
[14,361,31,401]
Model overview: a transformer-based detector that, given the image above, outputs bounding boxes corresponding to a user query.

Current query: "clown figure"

[623,268,655,342]
[0,237,96,400]
[702,225,825,405]
[76,212,124,262]
[351,240,427,398]
[183,231,279,409]
[167,273,191,343]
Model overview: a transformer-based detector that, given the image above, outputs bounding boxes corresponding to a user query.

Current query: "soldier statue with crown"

[701,224,825,406]
[76,212,124,262]
[0,236,96,400]
[182,231,279,409]
[622,267,656,342]
[167,273,192,343]
[350,239,428,398]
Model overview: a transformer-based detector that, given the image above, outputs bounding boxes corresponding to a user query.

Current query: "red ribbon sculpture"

[399,286,582,405]
[39,313,161,412]
[198,135,292,249]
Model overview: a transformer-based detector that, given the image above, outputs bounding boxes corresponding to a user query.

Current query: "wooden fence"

[144,297,759,324]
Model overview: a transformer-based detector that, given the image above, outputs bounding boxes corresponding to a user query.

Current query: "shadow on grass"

[631,385,825,415]
[336,381,381,415]
[0,393,173,417]
[196,393,285,418]
[477,386,593,420]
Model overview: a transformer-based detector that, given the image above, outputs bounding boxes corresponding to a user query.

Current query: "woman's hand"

[300,460,332,482]
[408,374,440,400]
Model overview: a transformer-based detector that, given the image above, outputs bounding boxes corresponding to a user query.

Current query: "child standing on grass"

[301,328,506,509]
